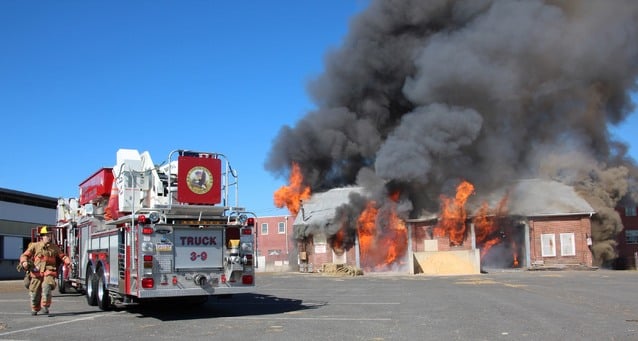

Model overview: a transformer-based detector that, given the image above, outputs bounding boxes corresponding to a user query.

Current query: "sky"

[1,1,637,218]
[0,1,367,217]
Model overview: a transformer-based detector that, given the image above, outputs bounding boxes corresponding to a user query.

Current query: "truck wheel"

[97,267,112,311]
[58,265,67,294]
[86,268,98,306]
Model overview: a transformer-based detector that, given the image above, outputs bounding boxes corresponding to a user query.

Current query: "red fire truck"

[51,149,256,310]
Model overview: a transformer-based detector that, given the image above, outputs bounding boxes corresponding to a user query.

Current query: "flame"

[470,192,524,267]
[434,180,474,246]
[473,203,495,242]
[473,202,499,257]
[389,190,400,203]
[273,162,311,215]
[382,207,407,266]
[357,201,377,268]
[329,226,347,254]
[429,180,524,268]
[356,199,407,271]
[480,238,501,258]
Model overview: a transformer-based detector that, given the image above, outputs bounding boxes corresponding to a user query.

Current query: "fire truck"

[49,148,256,310]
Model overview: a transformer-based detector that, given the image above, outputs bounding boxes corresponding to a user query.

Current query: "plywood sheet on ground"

[413,250,480,275]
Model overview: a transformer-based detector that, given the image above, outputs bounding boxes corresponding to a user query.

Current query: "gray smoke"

[266,0,638,265]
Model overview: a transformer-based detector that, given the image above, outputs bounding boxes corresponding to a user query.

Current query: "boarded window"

[333,250,346,264]
[560,233,576,256]
[541,234,556,257]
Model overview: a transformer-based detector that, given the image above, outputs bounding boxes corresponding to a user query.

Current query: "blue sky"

[1,1,636,218]
[0,1,366,217]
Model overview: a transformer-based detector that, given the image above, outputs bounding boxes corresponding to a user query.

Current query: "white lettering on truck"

[180,236,217,246]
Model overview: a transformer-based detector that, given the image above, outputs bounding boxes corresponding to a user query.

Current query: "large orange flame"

[356,199,408,271]
[472,194,514,261]
[473,202,499,257]
[357,201,377,268]
[431,181,521,267]
[382,207,407,267]
[273,162,311,215]
[329,224,347,254]
[434,180,475,246]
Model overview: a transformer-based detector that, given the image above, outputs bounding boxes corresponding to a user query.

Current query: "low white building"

[0,188,57,279]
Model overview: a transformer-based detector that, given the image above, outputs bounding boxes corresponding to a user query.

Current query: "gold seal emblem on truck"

[186,166,213,194]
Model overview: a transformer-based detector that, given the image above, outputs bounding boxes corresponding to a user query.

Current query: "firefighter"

[19,226,70,316]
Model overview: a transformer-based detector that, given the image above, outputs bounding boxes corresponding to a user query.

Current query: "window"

[541,234,556,257]
[2,236,24,260]
[313,234,327,254]
[626,230,638,244]
[560,233,576,256]
[278,222,286,234]
[625,206,637,217]
[261,223,268,235]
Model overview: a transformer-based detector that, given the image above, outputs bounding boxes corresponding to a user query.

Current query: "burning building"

[291,187,368,272]
[267,0,638,270]
[411,179,595,274]
[290,179,595,274]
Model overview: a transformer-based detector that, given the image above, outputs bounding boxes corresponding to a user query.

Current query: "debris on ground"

[320,263,364,276]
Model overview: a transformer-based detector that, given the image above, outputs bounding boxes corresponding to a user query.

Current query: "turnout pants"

[28,275,57,312]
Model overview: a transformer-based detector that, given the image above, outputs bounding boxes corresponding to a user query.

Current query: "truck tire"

[86,268,98,306]
[58,265,67,294]
[96,267,112,311]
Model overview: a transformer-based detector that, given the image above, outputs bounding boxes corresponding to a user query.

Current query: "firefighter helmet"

[39,226,50,235]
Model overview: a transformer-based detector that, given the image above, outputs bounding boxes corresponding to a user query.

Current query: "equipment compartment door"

[174,228,223,269]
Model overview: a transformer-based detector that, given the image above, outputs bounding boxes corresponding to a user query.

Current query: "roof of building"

[292,186,367,235]
[0,187,57,209]
[293,179,595,230]
[488,178,595,217]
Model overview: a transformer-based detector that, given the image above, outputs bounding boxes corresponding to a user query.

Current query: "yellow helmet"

[39,226,50,235]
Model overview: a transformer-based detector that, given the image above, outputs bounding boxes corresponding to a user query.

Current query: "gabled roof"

[293,179,595,231]
[292,186,366,232]
[470,179,595,217]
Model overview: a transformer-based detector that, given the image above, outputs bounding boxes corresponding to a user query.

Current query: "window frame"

[278,222,286,234]
[541,233,556,257]
[261,223,268,235]
[559,233,576,256]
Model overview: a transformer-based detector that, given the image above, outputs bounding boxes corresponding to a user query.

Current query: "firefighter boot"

[42,306,49,315]
[31,310,37,316]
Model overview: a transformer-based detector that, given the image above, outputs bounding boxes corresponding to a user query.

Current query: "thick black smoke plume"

[266,0,638,265]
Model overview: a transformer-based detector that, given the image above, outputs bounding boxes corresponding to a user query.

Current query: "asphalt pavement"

[0,270,637,340]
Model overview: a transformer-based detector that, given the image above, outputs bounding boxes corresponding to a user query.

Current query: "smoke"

[266,0,638,265]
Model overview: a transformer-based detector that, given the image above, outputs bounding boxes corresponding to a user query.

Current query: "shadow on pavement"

[126,293,322,321]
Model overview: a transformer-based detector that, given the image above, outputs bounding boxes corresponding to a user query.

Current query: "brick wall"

[290,215,595,271]
[409,215,593,268]
[615,205,638,269]
[408,222,473,252]
[304,238,358,272]
[529,216,593,267]
[255,215,296,270]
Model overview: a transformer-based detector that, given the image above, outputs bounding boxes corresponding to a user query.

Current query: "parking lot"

[0,270,637,340]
